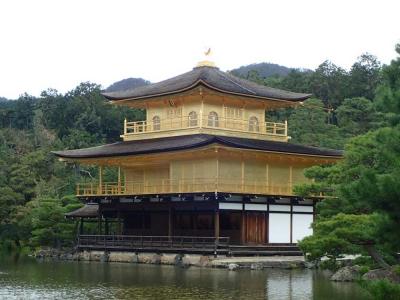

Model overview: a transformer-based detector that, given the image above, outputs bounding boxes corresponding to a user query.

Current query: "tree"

[296,126,400,265]
[375,44,400,125]
[288,98,343,149]
[29,196,77,248]
[336,97,384,138]
[310,61,349,109]
[299,213,391,269]
[348,53,382,100]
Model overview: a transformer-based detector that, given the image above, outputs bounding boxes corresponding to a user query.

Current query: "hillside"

[230,62,310,79]
[105,78,150,92]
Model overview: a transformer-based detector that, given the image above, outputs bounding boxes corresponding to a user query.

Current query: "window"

[166,107,182,119]
[249,116,259,132]
[152,115,160,131]
[224,106,243,119]
[188,111,198,127]
[207,111,219,127]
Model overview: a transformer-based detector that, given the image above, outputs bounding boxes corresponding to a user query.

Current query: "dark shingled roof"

[65,204,99,218]
[102,66,311,102]
[53,134,343,159]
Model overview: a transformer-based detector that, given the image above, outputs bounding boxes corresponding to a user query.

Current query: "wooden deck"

[123,115,288,142]
[77,235,231,255]
[76,235,302,256]
[76,179,293,197]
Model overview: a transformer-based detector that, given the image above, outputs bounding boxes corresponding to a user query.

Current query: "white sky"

[0,0,399,99]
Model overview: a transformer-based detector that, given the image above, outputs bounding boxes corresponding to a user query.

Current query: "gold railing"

[123,115,287,137]
[76,178,293,197]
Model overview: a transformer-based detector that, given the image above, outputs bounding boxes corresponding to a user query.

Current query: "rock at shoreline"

[228,263,239,271]
[331,266,361,282]
[362,269,400,284]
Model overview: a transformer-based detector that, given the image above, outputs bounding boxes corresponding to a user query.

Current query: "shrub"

[319,259,340,271]
[359,265,370,276]
[359,279,400,300]
[393,265,400,277]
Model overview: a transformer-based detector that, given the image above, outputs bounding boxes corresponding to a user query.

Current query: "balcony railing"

[76,178,293,197]
[123,115,287,139]
[77,235,231,254]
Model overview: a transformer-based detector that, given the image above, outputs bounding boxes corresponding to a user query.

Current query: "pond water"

[0,254,369,300]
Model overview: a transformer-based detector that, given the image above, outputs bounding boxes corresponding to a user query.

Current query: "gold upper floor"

[119,86,295,142]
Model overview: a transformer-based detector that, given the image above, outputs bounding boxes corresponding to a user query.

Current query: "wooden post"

[241,203,246,244]
[289,166,293,195]
[214,209,220,238]
[98,165,103,195]
[290,202,293,244]
[118,166,121,194]
[215,149,219,192]
[117,210,122,235]
[168,207,173,238]
[79,218,84,234]
[241,158,245,193]
[200,99,204,128]
[105,218,109,235]
[214,209,220,257]
[284,120,288,136]
[124,118,127,135]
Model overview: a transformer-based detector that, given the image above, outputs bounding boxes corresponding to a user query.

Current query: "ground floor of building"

[74,194,315,246]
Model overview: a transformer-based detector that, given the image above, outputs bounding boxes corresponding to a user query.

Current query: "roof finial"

[196,47,216,68]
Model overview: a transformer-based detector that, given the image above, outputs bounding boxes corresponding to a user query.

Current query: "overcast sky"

[0,0,399,99]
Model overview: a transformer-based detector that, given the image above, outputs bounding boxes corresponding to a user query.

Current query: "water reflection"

[0,254,368,300]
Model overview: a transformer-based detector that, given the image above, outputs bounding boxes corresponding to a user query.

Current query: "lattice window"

[224,106,243,119]
[249,116,259,132]
[188,111,198,127]
[152,115,160,131]
[166,107,182,119]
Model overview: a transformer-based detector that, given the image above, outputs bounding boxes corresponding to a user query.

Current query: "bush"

[360,279,400,300]
[319,259,340,271]
[359,265,370,276]
[354,256,377,269]
[393,265,400,277]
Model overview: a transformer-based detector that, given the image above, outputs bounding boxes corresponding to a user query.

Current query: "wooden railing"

[123,115,287,138]
[76,178,293,197]
[77,234,230,254]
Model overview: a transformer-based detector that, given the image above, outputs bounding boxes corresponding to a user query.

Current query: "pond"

[0,254,369,300]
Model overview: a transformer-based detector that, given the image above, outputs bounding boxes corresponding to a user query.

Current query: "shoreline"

[34,249,307,270]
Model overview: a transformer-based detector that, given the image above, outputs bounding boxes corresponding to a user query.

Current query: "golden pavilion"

[54,56,342,255]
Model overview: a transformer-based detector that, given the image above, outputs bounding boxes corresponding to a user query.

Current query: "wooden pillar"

[98,165,103,194]
[241,158,245,193]
[117,166,121,194]
[105,218,109,235]
[79,218,84,234]
[290,201,293,244]
[214,209,220,238]
[241,203,246,244]
[168,207,173,238]
[98,214,102,235]
[117,210,122,235]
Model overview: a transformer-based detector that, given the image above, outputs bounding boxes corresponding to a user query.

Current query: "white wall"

[268,213,291,243]
[292,214,313,243]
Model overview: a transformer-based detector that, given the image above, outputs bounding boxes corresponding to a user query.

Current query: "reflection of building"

[54,58,342,254]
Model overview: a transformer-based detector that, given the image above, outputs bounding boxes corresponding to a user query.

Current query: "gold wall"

[121,148,314,195]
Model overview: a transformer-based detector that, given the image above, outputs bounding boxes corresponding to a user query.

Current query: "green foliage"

[336,97,384,137]
[299,213,382,261]
[359,265,370,276]
[319,259,341,271]
[359,279,400,300]
[393,265,400,277]
[28,196,80,248]
[288,98,343,149]
[354,256,378,270]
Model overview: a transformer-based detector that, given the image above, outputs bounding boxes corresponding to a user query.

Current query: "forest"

[0,44,399,272]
